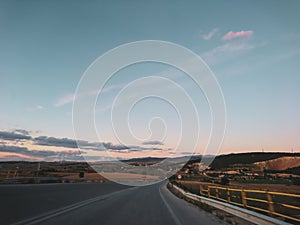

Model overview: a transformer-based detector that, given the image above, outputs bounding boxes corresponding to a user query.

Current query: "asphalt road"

[0,181,228,225]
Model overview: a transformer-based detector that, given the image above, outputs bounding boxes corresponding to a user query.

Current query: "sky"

[0,0,300,161]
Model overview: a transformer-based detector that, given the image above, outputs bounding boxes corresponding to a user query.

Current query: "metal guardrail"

[200,185,300,224]
[171,183,292,225]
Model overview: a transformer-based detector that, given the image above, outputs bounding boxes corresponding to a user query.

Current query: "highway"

[0,181,228,225]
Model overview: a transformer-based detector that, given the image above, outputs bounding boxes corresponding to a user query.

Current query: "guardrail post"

[216,188,219,199]
[226,188,231,203]
[208,186,210,198]
[266,192,274,216]
[241,189,247,208]
[200,185,203,196]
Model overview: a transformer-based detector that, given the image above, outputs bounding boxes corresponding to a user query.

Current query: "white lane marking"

[159,184,183,225]
[12,186,138,225]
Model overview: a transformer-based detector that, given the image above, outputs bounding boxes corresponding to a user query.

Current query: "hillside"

[254,156,300,171]
[209,152,300,169]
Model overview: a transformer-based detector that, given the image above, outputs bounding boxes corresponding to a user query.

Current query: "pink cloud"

[202,28,219,40]
[222,30,253,41]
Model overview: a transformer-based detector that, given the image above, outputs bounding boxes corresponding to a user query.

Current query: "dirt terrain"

[255,156,300,171]
[178,180,300,194]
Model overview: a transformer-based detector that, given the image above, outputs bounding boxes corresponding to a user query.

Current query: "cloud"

[0,145,55,157]
[102,142,130,150]
[222,30,253,41]
[0,130,32,141]
[0,144,82,161]
[0,155,36,161]
[54,83,125,107]
[200,30,256,66]
[277,48,300,61]
[127,147,162,152]
[0,145,29,154]
[32,136,130,151]
[34,136,80,148]
[14,129,30,135]
[142,140,164,145]
[201,41,254,65]
[125,145,163,152]
[32,135,163,153]
[202,28,219,40]
[53,94,75,107]
[26,105,44,112]
[0,129,166,161]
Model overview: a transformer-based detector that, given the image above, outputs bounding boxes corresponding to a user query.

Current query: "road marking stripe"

[12,187,138,225]
[159,184,183,225]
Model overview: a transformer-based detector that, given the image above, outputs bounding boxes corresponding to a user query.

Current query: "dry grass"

[178,180,300,194]
[255,156,300,171]
[101,172,159,181]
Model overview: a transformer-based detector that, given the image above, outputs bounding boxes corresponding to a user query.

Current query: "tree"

[79,171,84,178]
[221,176,229,185]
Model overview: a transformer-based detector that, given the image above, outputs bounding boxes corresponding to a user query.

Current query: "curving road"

[0,181,228,225]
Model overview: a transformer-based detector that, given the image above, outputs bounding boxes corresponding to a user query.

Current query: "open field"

[177,180,300,195]
[65,172,159,183]
[101,172,159,181]
[0,161,109,184]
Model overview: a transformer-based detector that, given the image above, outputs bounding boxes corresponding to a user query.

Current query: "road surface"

[0,181,228,225]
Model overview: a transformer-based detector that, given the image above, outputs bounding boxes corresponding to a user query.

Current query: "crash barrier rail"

[175,181,300,224]
[171,183,293,225]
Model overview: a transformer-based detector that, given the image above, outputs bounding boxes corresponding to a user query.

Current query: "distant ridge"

[209,152,300,169]
[121,157,166,163]
[1,152,299,166]
[121,155,204,163]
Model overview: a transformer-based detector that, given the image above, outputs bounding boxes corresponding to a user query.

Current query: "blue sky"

[0,1,300,161]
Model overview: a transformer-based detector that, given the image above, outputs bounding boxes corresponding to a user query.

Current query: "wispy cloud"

[53,94,75,107]
[33,134,161,152]
[26,105,44,112]
[34,136,80,148]
[0,128,166,154]
[54,84,125,107]
[32,136,126,151]
[277,48,300,61]
[201,41,255,65]
[0,144,82,159]
[14,129,30,135]
[222,30,253,41]
[142,140,164,145]
[202,28,219,40]
[0,130,32,141]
